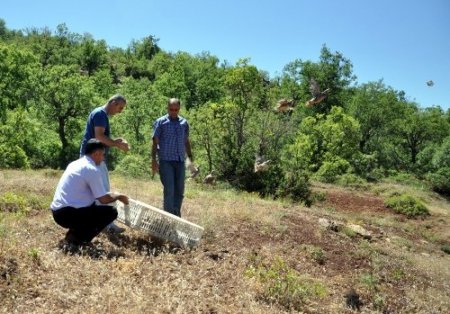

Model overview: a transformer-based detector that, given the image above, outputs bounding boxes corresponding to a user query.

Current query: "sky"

[2,0,449,109]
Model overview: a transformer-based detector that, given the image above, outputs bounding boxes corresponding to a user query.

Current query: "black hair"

[84,138,106,155]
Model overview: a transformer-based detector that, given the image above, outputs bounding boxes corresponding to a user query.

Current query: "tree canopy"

[1,20,449,201]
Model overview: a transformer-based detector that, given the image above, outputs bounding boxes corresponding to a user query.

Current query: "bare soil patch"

[1,171,449,313]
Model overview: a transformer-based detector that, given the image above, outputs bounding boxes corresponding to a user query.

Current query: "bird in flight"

[274,98,295,112]
[306,79,330,107]
[426,80,434,87]
[254,154,271,173]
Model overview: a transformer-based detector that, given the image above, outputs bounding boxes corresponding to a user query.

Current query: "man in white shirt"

[51,139,129,245]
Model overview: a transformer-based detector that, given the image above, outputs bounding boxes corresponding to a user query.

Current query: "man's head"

[167,98,181,119]
[106,94,127,116]
[84,139,106,165]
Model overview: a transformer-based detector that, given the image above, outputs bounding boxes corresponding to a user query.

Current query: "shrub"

[113,154,151,178]
[426,167,450,195]
[365,168,385,182]
[360,272,379,292]
[337,173,368,189]
[431,136,450,169]
[0,144,30,169]
[245,256,326,311]
[301,244,327,264]
[416,143,438,175]
[384,194,429,218]
[352,152,380,180]
[315,158,351,183]
[277,171,312,205]
[386,170,416,184]
[29,138,61,169]
[27,194,51,211]
[441,245,450,255]
[0,192,28,213]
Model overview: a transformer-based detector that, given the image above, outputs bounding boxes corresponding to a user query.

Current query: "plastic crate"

[115,198,204,248]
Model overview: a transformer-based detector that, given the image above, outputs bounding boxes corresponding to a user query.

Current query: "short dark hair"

[107,94,127,105]
[167,98,181,106]
[84,139,105,155]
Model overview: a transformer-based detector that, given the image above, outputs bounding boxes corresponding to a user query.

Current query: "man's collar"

[84,155,97,165]
[166,114,180,121]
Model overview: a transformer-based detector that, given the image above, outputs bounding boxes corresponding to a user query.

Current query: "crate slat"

[115,198,204,248]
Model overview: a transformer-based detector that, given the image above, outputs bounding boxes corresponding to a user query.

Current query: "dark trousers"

[52,203,118,243]
[159,160,185,217]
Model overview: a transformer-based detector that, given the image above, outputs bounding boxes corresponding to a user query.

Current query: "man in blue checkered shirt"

[152,98,193,217]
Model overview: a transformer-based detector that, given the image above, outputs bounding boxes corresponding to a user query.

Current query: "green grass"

[245,256,327,311]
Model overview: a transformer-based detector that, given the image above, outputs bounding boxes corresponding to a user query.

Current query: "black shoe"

[65,231,83,245]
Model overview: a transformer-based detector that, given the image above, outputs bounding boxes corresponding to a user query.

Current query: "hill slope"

[1,170,449,313]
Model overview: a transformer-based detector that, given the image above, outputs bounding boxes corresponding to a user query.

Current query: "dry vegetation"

[1,169,450,313]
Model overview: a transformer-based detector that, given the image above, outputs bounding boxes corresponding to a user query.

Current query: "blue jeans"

[159,160,185,217]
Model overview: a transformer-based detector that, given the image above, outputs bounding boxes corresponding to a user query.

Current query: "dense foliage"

[1,19,449,202]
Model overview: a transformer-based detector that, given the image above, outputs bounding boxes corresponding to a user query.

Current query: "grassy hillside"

[1,170,449,313]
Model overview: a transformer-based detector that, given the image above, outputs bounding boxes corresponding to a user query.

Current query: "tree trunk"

[58,116,68,169]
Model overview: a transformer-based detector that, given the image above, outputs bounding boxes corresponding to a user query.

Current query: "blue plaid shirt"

[152,114,190,161]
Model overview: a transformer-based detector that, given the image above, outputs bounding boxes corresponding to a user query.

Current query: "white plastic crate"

[115,198,204,248]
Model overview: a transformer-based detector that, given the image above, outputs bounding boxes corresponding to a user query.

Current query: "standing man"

[80,94,129,233]
[51,139,129,245]
[152,98,193,217]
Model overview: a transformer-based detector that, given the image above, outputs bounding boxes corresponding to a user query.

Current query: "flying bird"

[186,158,200,178]
[426,80,434,87]
[254,154,271,173]
[274,98,295,112]
[305,79,330,107]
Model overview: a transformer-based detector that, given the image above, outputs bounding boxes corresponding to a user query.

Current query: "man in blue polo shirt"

[51,139,129,245]
[151,98,193,217]
[80,94,129,233]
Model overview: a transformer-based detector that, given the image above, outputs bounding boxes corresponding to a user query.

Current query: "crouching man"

[50,139,129,245]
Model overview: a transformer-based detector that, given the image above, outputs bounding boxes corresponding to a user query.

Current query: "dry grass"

[1,170,450,313]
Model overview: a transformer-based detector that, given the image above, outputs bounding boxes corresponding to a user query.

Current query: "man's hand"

[97,193,129,205]
[116,194,129,205]
[114,138,130,152]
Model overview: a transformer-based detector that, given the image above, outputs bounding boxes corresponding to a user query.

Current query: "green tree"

[0,108,60,168]
[0,18,8,39]
[39,65,97,168]
[114,78,166,154]
[123,36,160,80]
[129,35,160,61]
[77,35,109,75]
[221,58,266,178]
[396,104,449,169]
[23,24,80,67]
[281,45,356,114]
[149,51,225,109]
[347,81,406,153]
[0,43,40,122]
[282,106,361,183]
[187,103,223,173]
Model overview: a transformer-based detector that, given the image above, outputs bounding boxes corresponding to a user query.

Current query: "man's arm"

[151,137,159,176]
[185,138,193,161]
[97,193,129,205]
[95,126,129,152]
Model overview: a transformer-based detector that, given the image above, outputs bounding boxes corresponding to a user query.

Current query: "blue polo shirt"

[80,106,110,159]
[152,114,189,162]
[51,156,107,211]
